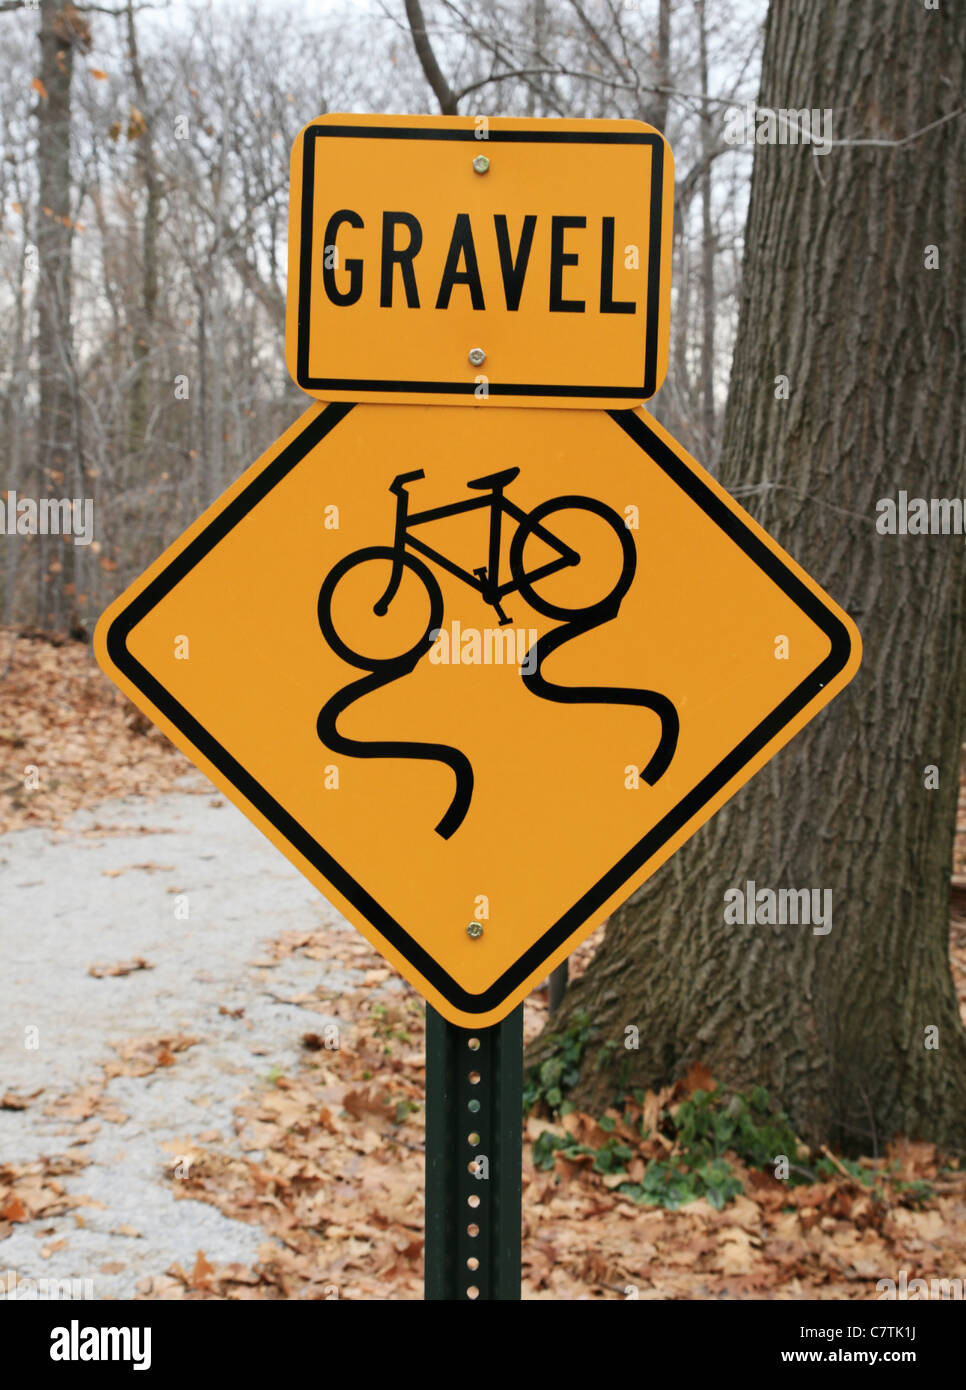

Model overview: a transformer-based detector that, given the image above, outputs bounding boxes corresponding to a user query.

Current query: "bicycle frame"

[374,469,578,626]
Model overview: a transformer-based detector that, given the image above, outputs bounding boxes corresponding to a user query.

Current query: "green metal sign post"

[424,1006,523,1300]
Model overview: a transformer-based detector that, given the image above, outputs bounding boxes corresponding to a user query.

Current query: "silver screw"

[466,922,484,940]
[468,347,486,367]
[472,154,490,174]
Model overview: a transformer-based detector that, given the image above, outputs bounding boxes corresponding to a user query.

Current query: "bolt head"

[468,347,486,367]
[472,154,490,174]
[466,921,484,939]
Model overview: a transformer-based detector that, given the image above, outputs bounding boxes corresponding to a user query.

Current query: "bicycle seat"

[466,467,520,492]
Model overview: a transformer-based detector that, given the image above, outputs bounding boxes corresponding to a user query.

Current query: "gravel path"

[0,775,363,1300]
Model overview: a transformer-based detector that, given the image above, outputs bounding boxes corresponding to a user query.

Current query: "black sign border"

[295,124,667,401]
[106,405,855,1016]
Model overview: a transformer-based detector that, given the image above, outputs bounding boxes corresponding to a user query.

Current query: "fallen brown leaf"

[0,1195,28,1223]
[88,956,154,978]
[189,1250,215,1288]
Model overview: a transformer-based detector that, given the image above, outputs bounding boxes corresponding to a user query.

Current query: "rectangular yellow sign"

[286,114,673,409]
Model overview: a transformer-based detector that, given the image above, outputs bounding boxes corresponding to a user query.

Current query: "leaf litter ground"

[2,627,966,1300]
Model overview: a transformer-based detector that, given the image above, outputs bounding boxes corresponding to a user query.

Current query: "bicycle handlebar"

[389,469,426,493]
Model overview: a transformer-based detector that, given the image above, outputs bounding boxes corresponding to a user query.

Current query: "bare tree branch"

[404,0,459,115]
[813,105,965,149]
[455,65,608,103]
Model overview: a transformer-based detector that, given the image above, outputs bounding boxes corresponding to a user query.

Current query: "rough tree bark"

[538,0,966,1151]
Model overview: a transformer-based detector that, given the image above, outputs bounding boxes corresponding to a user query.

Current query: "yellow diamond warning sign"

[94,404,860,1026]
[286,114,674,409]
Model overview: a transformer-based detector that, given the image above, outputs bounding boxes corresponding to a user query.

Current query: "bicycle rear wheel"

[318,545,444,671]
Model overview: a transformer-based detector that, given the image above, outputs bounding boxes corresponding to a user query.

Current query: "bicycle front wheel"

[509,496,636,624]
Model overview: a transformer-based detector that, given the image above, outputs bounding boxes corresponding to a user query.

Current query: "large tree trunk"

[541,0,966,1151]
[651,0,671,137]
[125,0,161,455]
[696,0,716,461]
[35,0,88,630]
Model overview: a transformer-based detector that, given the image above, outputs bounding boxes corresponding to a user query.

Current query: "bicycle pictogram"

[317,466,679,838]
